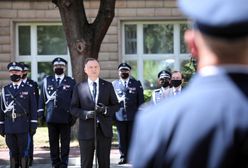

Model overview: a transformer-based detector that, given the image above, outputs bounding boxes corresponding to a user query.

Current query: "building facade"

[0,0,190,89]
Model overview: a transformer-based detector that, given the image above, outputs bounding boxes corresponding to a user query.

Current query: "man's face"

[172,72,182,80]
[9,70,22,77]
[119,69,130,79]
[84,60,100,79]
[53,64,66,71]
[158,77,170,87]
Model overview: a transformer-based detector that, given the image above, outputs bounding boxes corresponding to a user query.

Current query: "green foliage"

[181,58,197,82]
[144,89,152,102]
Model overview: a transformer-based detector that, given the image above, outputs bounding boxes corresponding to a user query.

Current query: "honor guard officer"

[38,57,76,168]
[21,63,39,166]
[0,62,37,168]
[151,70,172,104]
[112,63,144,164]
[129,0,248,167]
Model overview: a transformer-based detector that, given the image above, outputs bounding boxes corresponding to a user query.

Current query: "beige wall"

[0,0,182,87]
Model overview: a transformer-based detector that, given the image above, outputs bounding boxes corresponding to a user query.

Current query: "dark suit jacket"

[70,78,119,140]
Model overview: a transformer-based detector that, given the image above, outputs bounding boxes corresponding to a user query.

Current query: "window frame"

[15,22,72,82]
[121,21,191,87]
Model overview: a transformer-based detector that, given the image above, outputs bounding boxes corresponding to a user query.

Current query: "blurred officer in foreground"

[38,57,76,168]
[71,58,119,168]
[0,62,37,168]
[112,63,144,164]
[21,63,39,166]
[171,70,184,96]
[151,70,172,104]
[129,0,248,167]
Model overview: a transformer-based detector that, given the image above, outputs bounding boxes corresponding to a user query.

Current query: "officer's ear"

[184,30,199,58]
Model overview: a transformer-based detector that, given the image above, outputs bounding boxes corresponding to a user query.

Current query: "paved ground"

[0,147,132,168]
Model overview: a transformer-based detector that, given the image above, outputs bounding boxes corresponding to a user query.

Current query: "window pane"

[38,62,54,85]
[180,24,190,53]
[37,26,67,55]
[143,24,173,54]
[19,26,31,55]
[125,60,137,79]
[143,59,175,89]
[125,25,137,54]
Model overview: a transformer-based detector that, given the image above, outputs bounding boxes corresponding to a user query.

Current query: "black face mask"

[120,73,129,79]
[10,74,22,82]
[22,73,27,79]
[171,80,182,87]
[54,68,64,75]
[159,78,170,88]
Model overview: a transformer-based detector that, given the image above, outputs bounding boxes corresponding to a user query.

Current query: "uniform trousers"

[79,125,112,168]
[47,123,71,167]
[6,133,28,157]
[116,120,133,161]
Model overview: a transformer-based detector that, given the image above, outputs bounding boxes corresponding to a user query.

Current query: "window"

[16,23,72,85]
[122,22,191,89]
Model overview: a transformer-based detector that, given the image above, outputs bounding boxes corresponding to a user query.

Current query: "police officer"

[21,63,39,166]
[151,70,172,104]
[112,63,144,164]
[129,0,248,167]
[38,57,76,168]
[0,62,37,168]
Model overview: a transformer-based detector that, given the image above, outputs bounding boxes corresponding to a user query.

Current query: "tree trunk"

[52,0,116,139]
[52,0,116,82]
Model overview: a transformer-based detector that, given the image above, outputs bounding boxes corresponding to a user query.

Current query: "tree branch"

[93,0,116,46]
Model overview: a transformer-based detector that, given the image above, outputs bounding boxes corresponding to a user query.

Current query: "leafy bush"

[144,89,152,102]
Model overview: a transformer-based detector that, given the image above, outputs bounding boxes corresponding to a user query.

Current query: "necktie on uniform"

[124,81,128,92]
[92,82,97,102]
[56,78,60,86]
[124,81,127,88]
[14,84,18,90]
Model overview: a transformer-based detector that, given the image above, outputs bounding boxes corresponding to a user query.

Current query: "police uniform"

[151,70,173,104]
[38,57,76,168]
[129,0,248,168]
[112,63,144,164]
[0,62,37,167]
[22,63,39,166]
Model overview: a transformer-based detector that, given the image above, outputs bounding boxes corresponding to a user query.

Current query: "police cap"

[118,63,131,71]
[7,62,24,71]
[158,70,171,79]
[52,57,67,66]
[19,63,30,71]
[178,0,248,38]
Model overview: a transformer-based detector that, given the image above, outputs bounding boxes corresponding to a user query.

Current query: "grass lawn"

[0,126,118,149]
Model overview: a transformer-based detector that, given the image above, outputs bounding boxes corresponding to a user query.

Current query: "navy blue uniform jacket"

[38,76,76,124]
[0,82,37,134]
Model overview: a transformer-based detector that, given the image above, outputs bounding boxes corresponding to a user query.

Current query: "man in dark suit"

[21,63,39,166]
[38,57,76,168]
[171,70,184,96]
[70,58,119,168]
[0,62,37,168]
[112,63,144,164]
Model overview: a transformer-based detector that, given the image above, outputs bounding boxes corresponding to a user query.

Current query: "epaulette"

[154,89,160,93]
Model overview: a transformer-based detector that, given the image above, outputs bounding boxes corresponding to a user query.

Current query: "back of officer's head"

[178,0,248,64]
